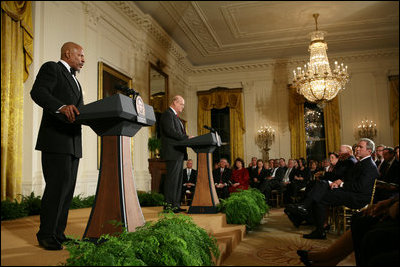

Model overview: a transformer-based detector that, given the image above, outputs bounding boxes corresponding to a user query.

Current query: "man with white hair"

[160,95,192,212]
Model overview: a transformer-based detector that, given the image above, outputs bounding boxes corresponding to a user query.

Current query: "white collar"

[60,60,72,72]
[169,107,177,115]
[360,155,371,162]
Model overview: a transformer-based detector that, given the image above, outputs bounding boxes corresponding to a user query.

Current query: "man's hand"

[59,105,80,123]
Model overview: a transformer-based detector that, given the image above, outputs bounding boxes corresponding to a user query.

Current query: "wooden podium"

[178,132,221,214]
[75,94,155,239]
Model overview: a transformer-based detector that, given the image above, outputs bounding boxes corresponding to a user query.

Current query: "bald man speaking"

[160,95,192,212]
[31,42,85,250]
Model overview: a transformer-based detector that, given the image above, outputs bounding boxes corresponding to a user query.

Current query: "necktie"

[70,67,76,76]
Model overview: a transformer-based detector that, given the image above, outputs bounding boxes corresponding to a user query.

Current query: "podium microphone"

[203,125,216,132]
[115,84,140,98]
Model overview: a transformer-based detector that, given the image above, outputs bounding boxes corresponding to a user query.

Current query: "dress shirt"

[283,168,292,183]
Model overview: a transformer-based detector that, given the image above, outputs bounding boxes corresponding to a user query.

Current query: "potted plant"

[148,137,161,158]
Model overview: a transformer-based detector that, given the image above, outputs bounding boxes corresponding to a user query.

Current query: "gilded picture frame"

[97,61,133,169]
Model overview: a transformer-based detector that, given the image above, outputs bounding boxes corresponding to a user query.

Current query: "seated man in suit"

[213,158,232,199]
[261,158,287,205]
[247,156,258,180]
[286,138,379,239]
[375,147,399,202]
[181,159,197,204]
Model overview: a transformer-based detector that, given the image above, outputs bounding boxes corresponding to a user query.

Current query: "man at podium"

[30,42,85,250]
[160,95,192,213]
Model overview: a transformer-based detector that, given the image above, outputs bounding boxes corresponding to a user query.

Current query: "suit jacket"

[274,166,288,182]
[379,159,399,185]
[182,168,197,186]
[30,61,83,158]
[333,155,358,182]
[247,166,257,178]
[213,168,232,185]
[343,156,379,207]
[160,107,188,160]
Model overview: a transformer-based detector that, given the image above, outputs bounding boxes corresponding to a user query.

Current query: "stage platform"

[1,206,245,266]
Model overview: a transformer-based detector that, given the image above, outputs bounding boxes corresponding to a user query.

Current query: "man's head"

[375,145,385,159]
[268,159,274,167]
[170,95,185,115]
[355,138,375,159]
[279,158,286,167]
[251,157,257,167]
[186,159,193,169]
[61,42,85,72]
[273,159,279,168]
[395,146,399,161]
[287,159,295,168]
[219,158,228,169]
[383,147,395,162]
[339,145,353,156]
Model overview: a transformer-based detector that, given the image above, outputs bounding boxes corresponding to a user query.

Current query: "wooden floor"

[1,206,245,266]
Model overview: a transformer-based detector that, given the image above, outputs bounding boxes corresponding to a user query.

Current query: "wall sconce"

[357,119,377,140]
[256,125,275,160]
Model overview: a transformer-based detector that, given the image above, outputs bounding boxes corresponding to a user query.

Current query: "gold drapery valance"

[197,88,245,164]
[288,85,341,159]
[1,1,33,201]
[389,75,399,146]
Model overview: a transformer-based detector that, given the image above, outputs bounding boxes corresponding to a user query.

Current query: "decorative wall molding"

[187,48,399,75]
[82,1,100,27]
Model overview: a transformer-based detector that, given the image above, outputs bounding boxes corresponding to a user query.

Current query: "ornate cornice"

[187,48,398,75]
[111,1,187,64]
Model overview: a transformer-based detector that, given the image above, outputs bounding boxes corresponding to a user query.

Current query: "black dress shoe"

[177,208,187,212]
[303,229,326,240]
[295,205,309,217]
[38,237,63,250]
[297,250,313,266]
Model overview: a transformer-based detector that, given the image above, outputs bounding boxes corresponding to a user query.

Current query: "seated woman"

[229,157,250,193]
[250,159,268,190]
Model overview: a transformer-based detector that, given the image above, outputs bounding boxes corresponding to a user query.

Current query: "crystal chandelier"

[256,125,275,160]
[293,14,350,103]
[357,119,377,140]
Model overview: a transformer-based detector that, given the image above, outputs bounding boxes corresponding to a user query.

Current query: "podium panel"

[76,94,154,240]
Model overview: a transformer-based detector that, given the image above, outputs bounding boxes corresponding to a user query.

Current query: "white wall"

[22,1,398,198]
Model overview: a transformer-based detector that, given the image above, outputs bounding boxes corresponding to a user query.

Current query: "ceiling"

[134,1,399,66]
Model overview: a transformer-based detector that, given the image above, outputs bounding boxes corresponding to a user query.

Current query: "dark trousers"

[37,152,79,240]
[164,157,184,209]
[260,179,283,204]
[306,180,366,231]
[351,212,399,266]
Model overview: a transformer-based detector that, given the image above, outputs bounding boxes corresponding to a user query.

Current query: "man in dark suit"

[160,95,190,212]
[213,158,232,199]
[261,158,287,205]
[288,139,379,239]
[30,42,85,250]
[182,159,197,204]
[375,147,399,202]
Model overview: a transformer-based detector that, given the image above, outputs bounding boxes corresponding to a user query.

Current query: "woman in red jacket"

[229,157,250,193]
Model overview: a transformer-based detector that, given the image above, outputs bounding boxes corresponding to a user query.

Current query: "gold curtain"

[197,88,245,164]
[323,97,341,154]
[1,1,33,201]
[389,76,399,146]
[288,85,307,159]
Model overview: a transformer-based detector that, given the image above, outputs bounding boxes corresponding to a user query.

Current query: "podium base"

[188,206,219,214]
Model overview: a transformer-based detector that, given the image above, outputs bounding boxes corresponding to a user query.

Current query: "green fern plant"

[64,213,220,266]
[219,188,269,230]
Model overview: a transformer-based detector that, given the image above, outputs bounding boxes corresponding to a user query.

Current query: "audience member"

[394,145,399,162]
[375,144,385,172]
[263,158,287,205]
[282,159,296,204]
[181,159,197,204]
[287,158,310,203]
[375,147,399,202]
[250,159,268,190]
[263,161,273,176]
[213,158,232,199]
[297,195,399,266]
[285,138,379,239]
[229,157,250,193]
